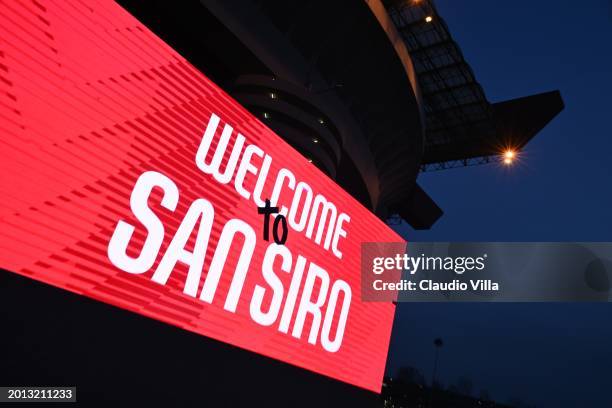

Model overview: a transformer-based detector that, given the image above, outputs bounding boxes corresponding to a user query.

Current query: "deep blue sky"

[388,1,612,407]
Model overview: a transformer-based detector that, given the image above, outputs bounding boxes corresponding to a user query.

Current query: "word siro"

[258,199,288,245]
[107,171,351,352]
[372,253,486,275]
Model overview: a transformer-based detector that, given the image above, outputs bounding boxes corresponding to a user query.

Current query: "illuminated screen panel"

[0,0,401,392]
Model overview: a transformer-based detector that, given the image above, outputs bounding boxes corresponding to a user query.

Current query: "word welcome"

[196,114,349,259]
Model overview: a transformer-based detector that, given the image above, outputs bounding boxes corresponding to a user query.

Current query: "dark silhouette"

[456,376,474,397]
[383,376,511,408]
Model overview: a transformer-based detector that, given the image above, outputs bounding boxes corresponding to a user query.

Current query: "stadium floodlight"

[503,149,517,165]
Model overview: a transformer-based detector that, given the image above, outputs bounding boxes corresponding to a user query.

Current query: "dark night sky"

[389,1,612,407]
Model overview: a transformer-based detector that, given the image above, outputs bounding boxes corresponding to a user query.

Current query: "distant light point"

[502,149,517,165]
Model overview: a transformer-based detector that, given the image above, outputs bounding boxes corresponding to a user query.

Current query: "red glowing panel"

[0,0,401,392]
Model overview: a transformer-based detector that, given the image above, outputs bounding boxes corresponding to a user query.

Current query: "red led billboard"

[0,0,401,392]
